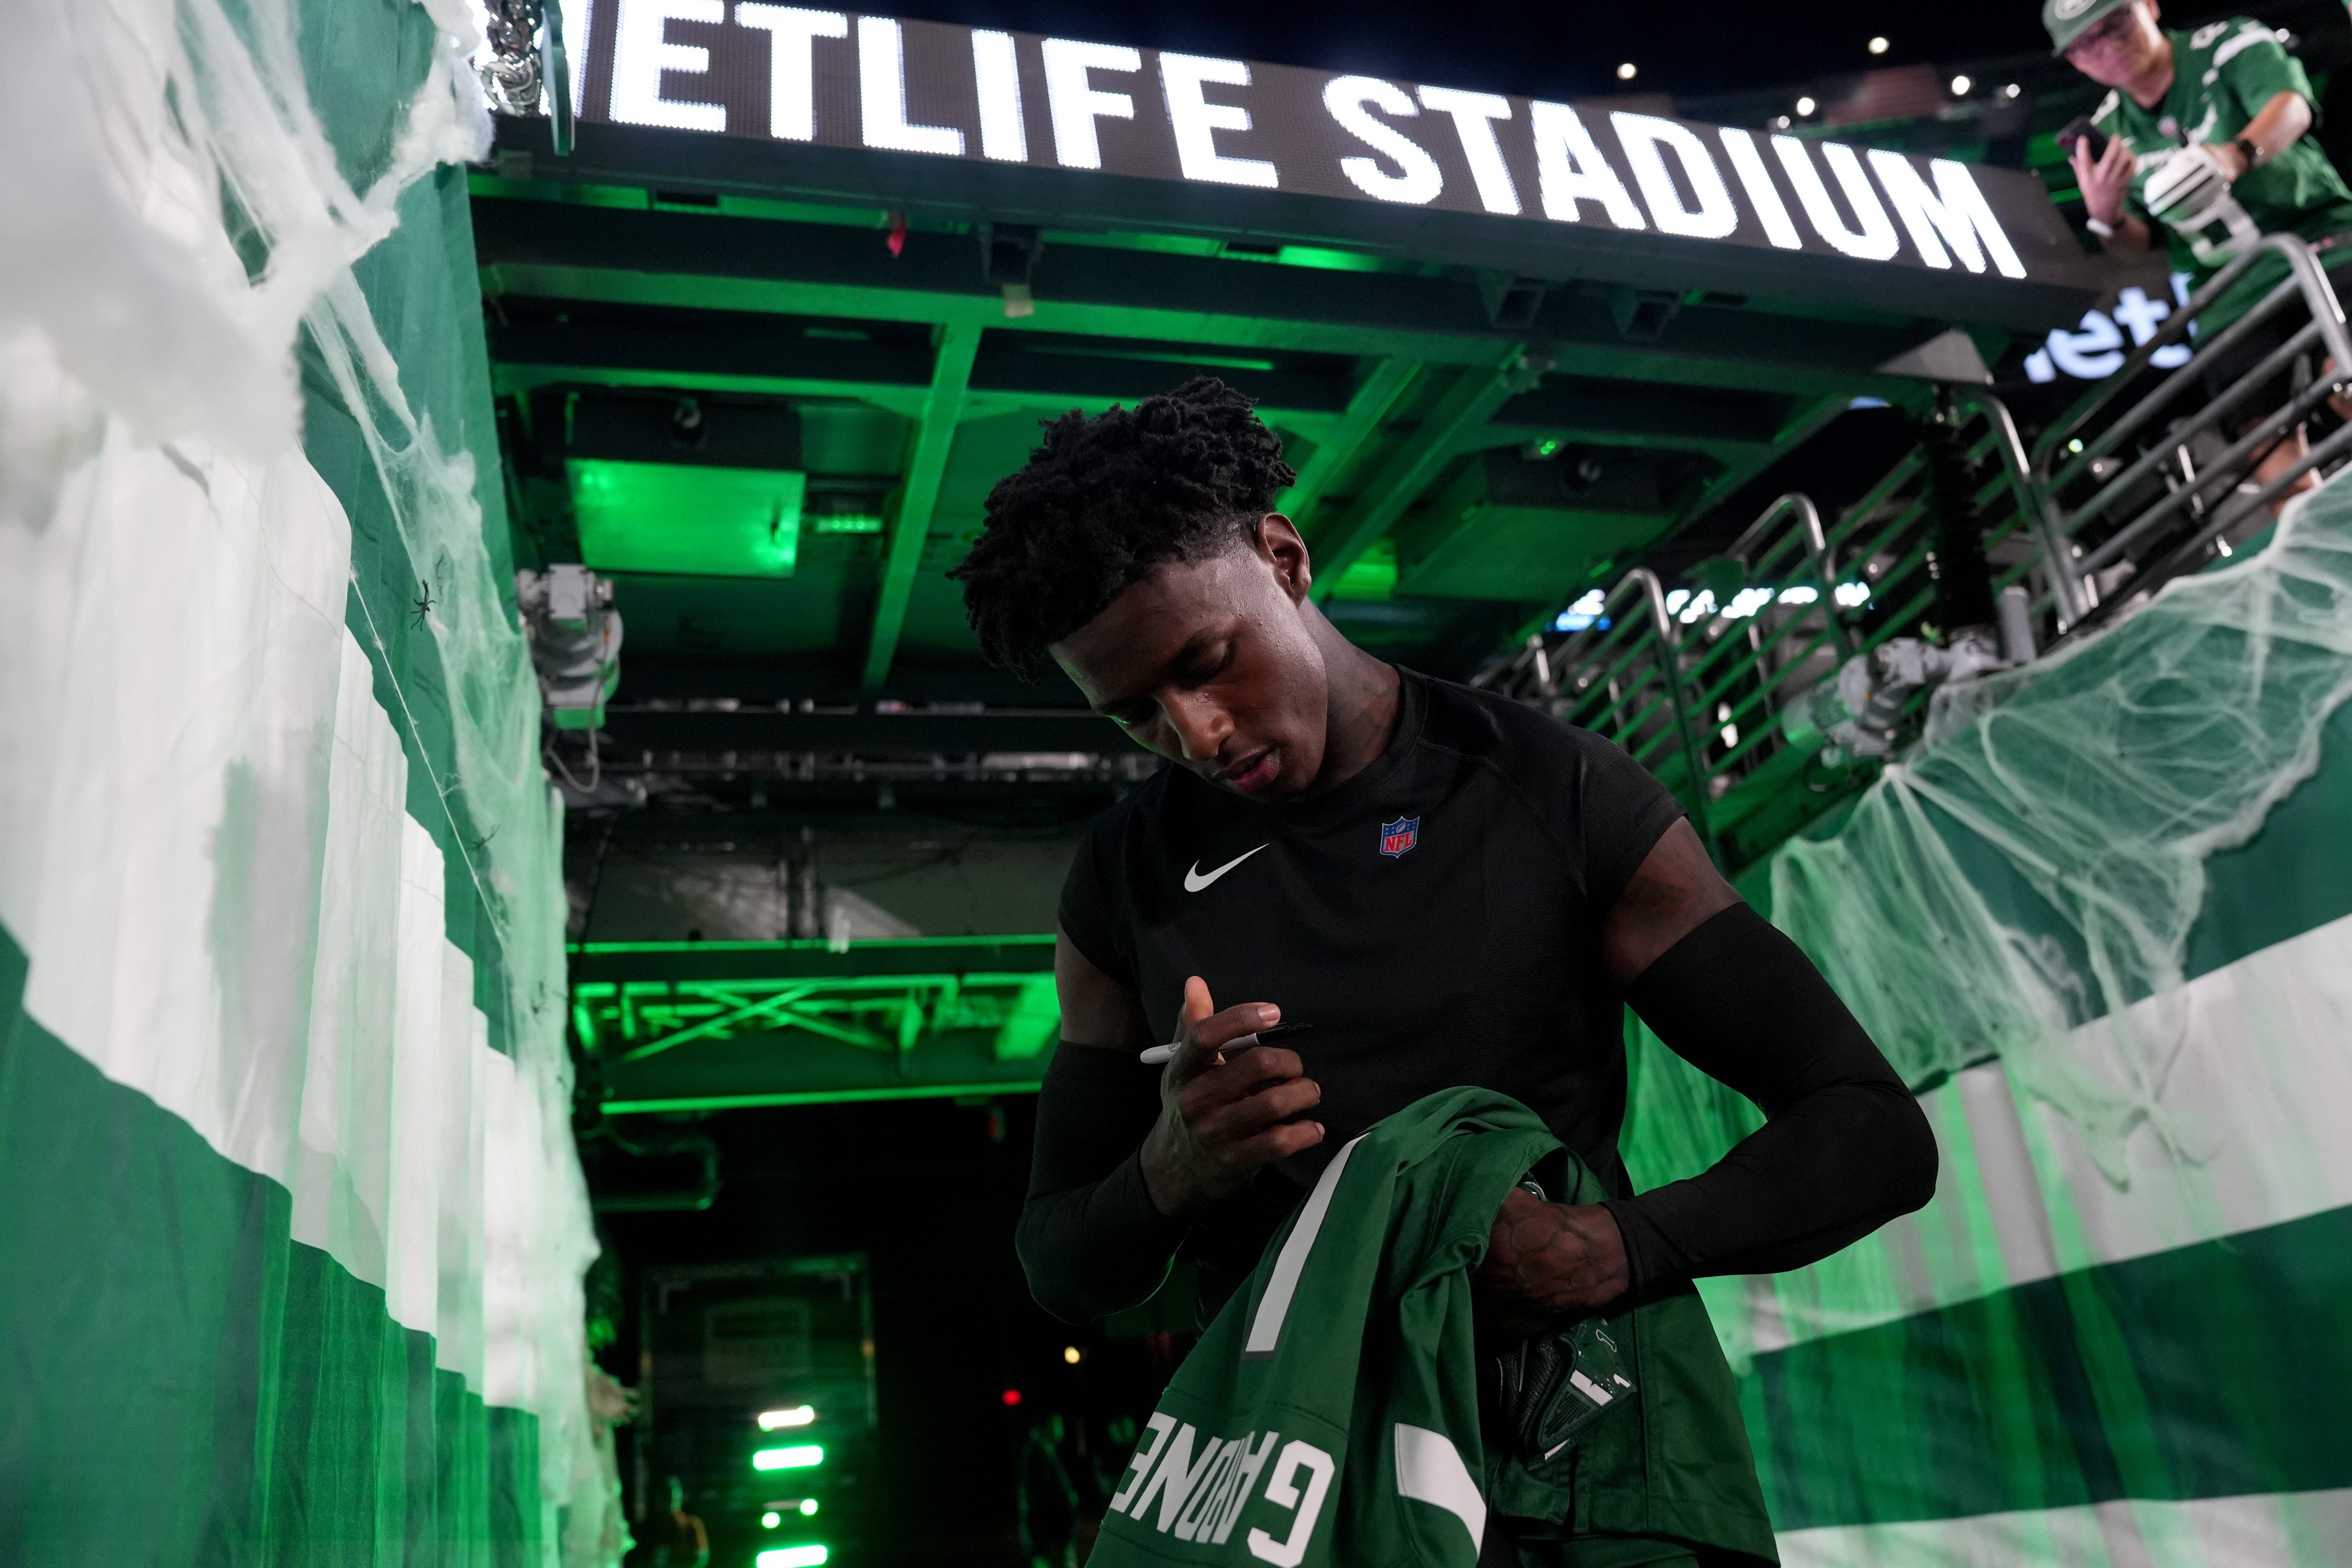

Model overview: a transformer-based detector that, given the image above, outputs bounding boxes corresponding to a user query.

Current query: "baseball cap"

[2044,0,2136,55]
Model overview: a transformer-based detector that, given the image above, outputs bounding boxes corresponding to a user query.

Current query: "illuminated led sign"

[566,3,2076,288]
[2022,280,2192,382]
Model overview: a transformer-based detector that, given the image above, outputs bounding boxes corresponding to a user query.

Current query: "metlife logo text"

[2022,277,2195,382]
[568,1,2077,287]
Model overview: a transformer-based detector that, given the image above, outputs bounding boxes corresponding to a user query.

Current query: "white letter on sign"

[1866,151,2027,277]
[1041,38,1141,170]
[857,17,963,155]
[1774,137,1898,261]
[1416,86,1519,215]
[1611,112,1737,239]
[1717,128,1803,249]
[971,29,1027,161]
[733,4,845,142]
[1529,102,1645,228]
[1324,76,1442,205]
[1246,1440,1336,1568]
[1161,54,1279,187]
[610,0,725,132]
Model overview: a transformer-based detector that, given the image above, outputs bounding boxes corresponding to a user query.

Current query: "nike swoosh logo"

[1184,844,1270,893]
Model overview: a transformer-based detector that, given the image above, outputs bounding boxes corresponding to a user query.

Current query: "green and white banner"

[1624,476,2352,1565]
[0,0,607,1559]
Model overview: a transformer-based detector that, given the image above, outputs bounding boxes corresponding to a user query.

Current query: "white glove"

[2143,142,2236,231]
[2143,142,2264,263]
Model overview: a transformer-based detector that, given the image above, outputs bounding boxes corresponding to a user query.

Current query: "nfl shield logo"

[1379,816,1420,857]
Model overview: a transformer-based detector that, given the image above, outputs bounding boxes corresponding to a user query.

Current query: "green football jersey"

[1086,1089,1775,1568]
[2091,18,2352,326]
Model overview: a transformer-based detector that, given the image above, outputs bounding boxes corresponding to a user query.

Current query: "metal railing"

[1484,399,2062,863]
[1648,494,1850,831]
[2033,231,2352,631]
[1531,567,1722,850]
[1479,232,2352,866]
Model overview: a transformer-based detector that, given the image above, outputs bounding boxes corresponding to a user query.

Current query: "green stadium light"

[762,1512,782,1529]
[567,459,803,578]
[801,1499,820,1516]
[758,1405,816,1430]
[754,1444,824,1471]
[757,1547,828,1568]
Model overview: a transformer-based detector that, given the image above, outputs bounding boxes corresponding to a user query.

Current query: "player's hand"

[1138,976,1323,1217]
[1474,1187,1630,1340]
[2071,132,2138,229]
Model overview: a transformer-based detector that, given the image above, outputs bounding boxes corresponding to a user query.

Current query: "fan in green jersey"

[2051,0,2352,509]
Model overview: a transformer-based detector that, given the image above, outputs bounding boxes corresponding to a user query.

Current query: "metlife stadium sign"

[557,3,2096,327]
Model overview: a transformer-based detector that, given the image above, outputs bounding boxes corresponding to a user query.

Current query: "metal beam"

[474,201,1942,398]
[863,322,981,688]
[1279,357,1419,534]
[1480,382,1788,462]
[569,934,1054,985]
[491,314,1360,422]
[497,362,931,416]
[968,340,1352,416]
[490,313,934,413]
[618,983,825,1063]
[1309,360,1529,599]
[495,315,934,386]
[580,961,1063,1111]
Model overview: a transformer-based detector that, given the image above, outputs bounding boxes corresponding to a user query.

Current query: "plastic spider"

[411,578,434,629]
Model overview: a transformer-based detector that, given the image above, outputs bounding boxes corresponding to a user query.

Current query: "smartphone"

[2057,115,2111,164]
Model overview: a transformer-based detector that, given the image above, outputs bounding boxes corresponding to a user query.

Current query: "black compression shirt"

[1024,666,1933,1324]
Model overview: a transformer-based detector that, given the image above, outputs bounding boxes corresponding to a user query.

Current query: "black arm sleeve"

[1603,902,1938,1291]
[1016,1041,1189,1324]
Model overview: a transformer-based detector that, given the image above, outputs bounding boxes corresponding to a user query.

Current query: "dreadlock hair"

[948,375,1297,677]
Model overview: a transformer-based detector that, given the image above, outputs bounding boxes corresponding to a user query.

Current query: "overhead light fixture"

[566,397,805,579]
[762,1513,783,1530]
[515,565,620,731]
[1868,35,1889,54]
[1063,1345,1082,1364]
[753,1445,825,1472]
[1616,62,1637,81]
[1555,588,1609,633]
[757,1548,828,1568]
[1772,115,1791,129]
[1795,96,1817,116]
[2004,82,2022,98]
[759,1406,817,1430]
[1950,74,1972,95]
[568,460,803,578]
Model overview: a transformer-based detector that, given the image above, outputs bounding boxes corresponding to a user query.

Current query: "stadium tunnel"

[7,0,2352,1564]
